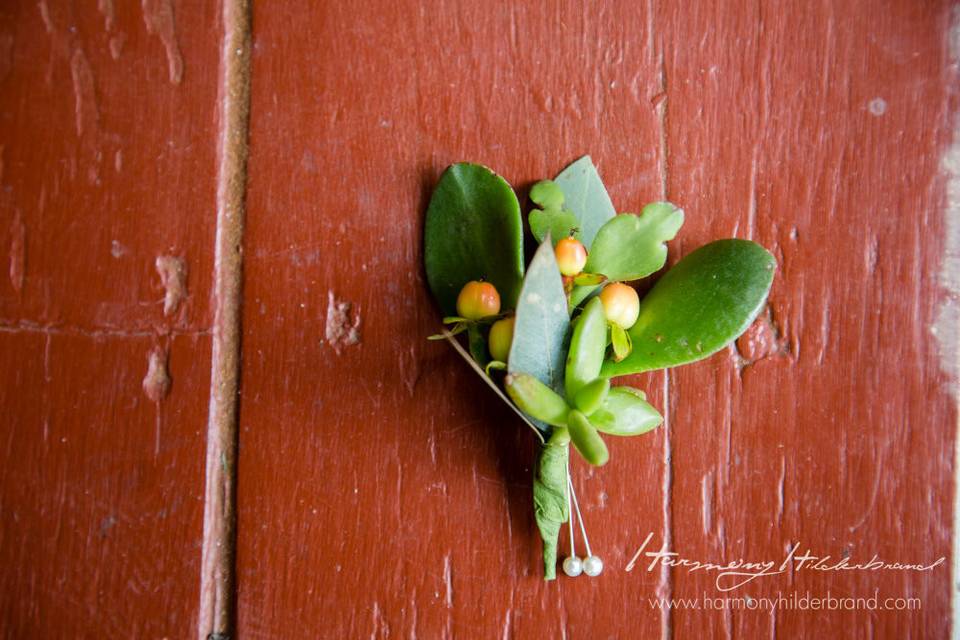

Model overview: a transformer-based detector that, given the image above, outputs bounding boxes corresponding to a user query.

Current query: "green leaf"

[553,156,616,249]
[568,283,601,311]
[601,239,777,376]
[529,208,581,245]
[508,237,570,432]
[591,386,663,436]
[564,297,607,399]
[585,202,684,281]
[505,373,570,428]
[467,324,489,366]
[572,377,610,415]
[567,409,609,466]
[610,322,631,361]
[534,431,570,580]
[573,272,606,287]
[424,163,525,315]
[529,180,565,210]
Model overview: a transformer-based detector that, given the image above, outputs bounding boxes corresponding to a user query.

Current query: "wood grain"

[0,0,956,638]
[235,1,954,639]
[0,1,218,636]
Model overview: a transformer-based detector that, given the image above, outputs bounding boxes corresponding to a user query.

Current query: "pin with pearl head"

[562,465,603,578]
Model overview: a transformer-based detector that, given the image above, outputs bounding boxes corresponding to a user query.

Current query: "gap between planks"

[198,1,251,639]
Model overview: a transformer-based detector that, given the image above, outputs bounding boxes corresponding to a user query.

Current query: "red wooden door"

[0,1,956,638]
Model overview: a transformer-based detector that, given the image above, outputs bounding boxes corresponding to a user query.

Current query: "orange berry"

[599,282,640,329]
[456,281,501,320]
[555,237,588,276]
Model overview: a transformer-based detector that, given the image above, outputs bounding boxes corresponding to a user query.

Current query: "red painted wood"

[236,1,955,638]
[0,0,955,638]
[0,1,219,636]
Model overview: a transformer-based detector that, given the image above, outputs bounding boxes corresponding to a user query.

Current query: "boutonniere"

[424,156,775,579]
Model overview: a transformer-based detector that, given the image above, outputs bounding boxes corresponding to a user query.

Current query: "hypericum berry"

[488,316,515,362]
[599,282,640,329]
[456,281,501,320]
[555,237,588,276]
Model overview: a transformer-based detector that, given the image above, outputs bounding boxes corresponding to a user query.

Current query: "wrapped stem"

[533,428,570,580]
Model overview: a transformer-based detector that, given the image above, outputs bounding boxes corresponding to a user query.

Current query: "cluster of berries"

[455,236,641,364]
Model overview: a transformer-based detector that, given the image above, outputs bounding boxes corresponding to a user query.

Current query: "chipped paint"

[9,209,24,294]
[70,49,98,139]
[325,291,361,353]
[141,0,183,84]
[142,348,171,402]
[155,255,187,316]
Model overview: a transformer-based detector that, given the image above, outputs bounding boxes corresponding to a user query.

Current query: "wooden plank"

[657,2,955,637]
[237,1,956,638]
[0,1,219,636]
[236,2,671,638]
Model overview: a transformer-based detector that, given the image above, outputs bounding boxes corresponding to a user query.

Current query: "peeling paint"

[155,255,187,316]
[141,0,183,84]
[9,210,24,294]
[325,291,361,353]
[70,49,98,139]
[109,34,126,60]
[142,348,171,402]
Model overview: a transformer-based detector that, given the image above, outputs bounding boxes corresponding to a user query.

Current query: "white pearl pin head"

[582,555,604,577]
[562,556,583,577]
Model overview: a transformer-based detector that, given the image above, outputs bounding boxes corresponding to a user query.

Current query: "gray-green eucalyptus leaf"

[508,237,570,429]
[553,156,616,249]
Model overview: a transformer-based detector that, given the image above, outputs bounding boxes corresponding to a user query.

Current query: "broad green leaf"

[564,297,607,399]
[424,163,524,315]
[601,239,776,376]
[505,373,570,427]
[553,156,616,249]
[529,208,581,245]
[573,377,610,415]
[534,432,570,580]
[508,237,570,417]
[567,410,609,466]
[591,386,663,436]
[585,202,684,281]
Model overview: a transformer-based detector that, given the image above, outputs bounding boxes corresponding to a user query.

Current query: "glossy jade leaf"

[553,156,616,249]
[505,372,569,427]
[590,386,663,436]
[585,202,684,281]
[424,163,525,315]
[564,297,607,399]
[601,239,776,376]
[508,237,570,430]
[567,410,609,466]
